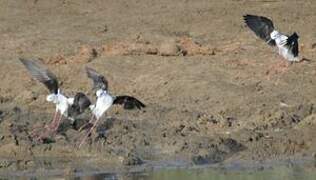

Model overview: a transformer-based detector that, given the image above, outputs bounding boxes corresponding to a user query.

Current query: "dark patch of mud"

[0,101,316,174]
[0,105,246,169]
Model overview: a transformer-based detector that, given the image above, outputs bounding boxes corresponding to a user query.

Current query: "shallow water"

[77,166,316,180]
[4,160,316,180]
[144,166,316,180]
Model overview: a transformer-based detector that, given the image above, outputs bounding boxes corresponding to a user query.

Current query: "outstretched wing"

[243,14,276,46]
[85,67,108,91]
[113,96,145,110]
[19,58,58,94]
[285,32,299,57]
[68,92,91,117]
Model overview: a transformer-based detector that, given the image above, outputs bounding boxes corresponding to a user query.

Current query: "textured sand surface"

[0,0,316,173]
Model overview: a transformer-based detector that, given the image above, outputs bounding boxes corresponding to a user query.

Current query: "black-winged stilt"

[243,14,300,62]
[19,58,91,138]
[78,67,145,148]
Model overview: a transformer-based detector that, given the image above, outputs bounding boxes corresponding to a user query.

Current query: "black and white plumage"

[19,58,90,133]
[20,58,71,116]
[243,14,300,62]
[20,58,59,94]
[85,67,108,91]
[68,92,92,118]
[78,67,145,148]
[113,95,146,110]
[85,67,145,118]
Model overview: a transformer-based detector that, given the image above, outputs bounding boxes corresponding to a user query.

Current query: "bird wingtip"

[19,57,29,64]
[243,14,254,20]
[85,66,96,75]
[85,66,94,71]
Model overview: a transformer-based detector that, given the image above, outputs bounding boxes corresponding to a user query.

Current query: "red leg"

[31,111,59,137]
[45,110,60,129]
[78,114,95,132]
[78,116,99,148]
[52,112,63,132]
[38,112,61,138]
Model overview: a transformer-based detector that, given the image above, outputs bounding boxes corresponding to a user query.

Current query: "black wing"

[19,58,58,94]
[85,67,108,91]
[243,14,276,46]
[68,92,91,117]
[113,96,145,110]
[285,32,299,57]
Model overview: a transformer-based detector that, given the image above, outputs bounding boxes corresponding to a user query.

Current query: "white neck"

[270,30,281,40]
[46,89,65,104]
[96,89,107,97]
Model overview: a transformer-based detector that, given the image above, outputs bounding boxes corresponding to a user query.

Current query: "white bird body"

[270,30,299,62]
[244,15,300,62]
[46,89,74,117]
[90,89,114,119]
[20,58,93,135]
[78,67,146,148]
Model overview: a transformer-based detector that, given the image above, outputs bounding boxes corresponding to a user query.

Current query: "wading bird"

[78,67,145,148]
[20,58,91,138]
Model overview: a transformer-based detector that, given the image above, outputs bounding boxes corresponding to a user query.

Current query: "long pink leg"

[78,114,96,132]
[78,116,99,148]
[88,115,95,123]
[41,112,63,139]
[31,111,59,136]
[52,111,63,132]
[32,111,61,141]
[49,111,60,129]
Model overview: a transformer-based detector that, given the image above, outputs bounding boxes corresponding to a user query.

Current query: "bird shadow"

[95,117,116,140]
[59,117,117,147]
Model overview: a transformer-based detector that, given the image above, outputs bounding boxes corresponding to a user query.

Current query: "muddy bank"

[0,0,316,174]
[0,99,316,171]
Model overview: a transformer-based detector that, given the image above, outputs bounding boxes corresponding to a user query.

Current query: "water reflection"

[5,160,316,180]
[43,164,316,180]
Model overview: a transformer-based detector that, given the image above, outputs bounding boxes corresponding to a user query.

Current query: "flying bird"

[78,67,145,148]
[243,14,300,62]
[19,58,91,138]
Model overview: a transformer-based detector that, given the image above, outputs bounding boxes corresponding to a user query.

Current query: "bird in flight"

[243,14,300,62]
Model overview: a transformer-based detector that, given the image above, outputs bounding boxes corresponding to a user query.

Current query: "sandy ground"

[0,0,316,173]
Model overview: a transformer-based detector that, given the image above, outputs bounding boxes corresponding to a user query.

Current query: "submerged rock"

[220,138,246,153]
[122,152,144,166]
[0,110,4,122]
[192,149,226,165]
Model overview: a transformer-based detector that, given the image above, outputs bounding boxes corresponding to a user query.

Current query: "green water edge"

[1,157,316,179]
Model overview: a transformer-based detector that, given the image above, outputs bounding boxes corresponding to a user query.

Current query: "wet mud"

[0,0,316,175]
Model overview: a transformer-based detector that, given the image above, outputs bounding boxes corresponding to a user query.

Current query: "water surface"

[13,160,316,180]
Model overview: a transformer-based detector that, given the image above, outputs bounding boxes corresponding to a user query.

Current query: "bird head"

[96,89,106,97]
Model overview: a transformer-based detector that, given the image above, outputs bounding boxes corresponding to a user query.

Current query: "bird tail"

[291,32,299,40]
